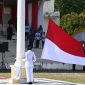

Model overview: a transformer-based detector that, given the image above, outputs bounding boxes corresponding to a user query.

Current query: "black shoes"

[29,82,33,84]
[26,82,33,84]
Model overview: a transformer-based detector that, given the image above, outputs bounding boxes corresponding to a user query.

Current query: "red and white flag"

[41,19,85,65]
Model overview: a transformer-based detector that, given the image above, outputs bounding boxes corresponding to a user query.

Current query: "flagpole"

[10,0,25,83]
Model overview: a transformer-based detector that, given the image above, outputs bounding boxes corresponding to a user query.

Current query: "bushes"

[60,12,85,35]
[79,13,85,28]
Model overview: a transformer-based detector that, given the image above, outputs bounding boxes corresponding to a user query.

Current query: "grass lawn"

[34,72,85,84]
[0,71,85,84]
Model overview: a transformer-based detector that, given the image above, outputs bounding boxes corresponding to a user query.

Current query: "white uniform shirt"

[25,50,36,67]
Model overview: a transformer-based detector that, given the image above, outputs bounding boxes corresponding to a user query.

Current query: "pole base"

[10,65,26,84]
[9,78,20,84]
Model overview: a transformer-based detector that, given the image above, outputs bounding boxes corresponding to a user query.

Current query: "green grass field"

[0,71,85,84]
[34,72,85,84]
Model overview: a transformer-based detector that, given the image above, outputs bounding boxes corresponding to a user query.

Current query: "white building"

[0,0,60,35]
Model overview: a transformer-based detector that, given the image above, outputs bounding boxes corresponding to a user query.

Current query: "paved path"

[0,78,84,85]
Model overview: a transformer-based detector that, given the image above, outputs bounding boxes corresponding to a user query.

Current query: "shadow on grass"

[0,69,11,73]
[34,69,85,73]
[0,69,85,73]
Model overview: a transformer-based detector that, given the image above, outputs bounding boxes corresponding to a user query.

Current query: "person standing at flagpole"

[24,45,36,84]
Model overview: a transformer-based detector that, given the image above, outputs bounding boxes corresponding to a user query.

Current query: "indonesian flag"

[41,19,85,65]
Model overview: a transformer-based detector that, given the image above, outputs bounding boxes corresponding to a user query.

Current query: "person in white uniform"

[25,45,36,84]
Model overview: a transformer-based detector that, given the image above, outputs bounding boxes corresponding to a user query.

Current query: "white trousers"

[25,66,33,82]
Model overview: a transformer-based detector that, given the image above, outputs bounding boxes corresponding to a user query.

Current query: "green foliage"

[79,12,85,28]
[54,0,63,11]
[55,0,85,35]
[54,0,85,17]
[61,12,85,35]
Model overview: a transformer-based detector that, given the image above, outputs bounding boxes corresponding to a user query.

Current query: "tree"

[61,12,79,35]
[54,0,85,17]
[61,12,85,35]
[54,0,63,11]
[79,12,85,28]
